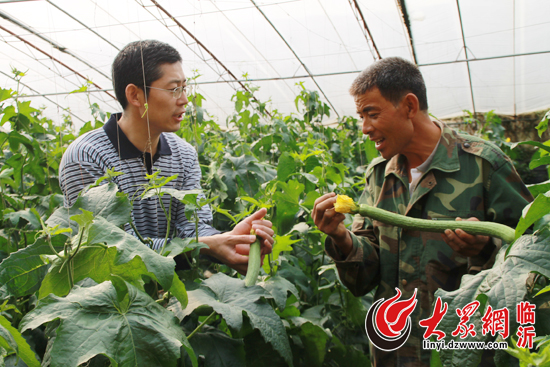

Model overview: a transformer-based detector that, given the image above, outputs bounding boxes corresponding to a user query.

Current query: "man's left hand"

[232,207,274,258]
[441,217,490,257]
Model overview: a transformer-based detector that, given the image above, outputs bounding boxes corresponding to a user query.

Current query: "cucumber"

[244,229,262,287]
[355,204,516,244]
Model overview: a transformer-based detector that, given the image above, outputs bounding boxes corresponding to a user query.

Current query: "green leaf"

[302,190,321,210]
[0,315,40,367]
[514,141,550,154]
[141,187,202,201]
[0,168,14,180]
[244,329,288,367]
[529,156,550,170]
[169,273,293,367]
[38,245,154,299]
[70,208,94,231]
[3,209,41,229]
[217,155,274,200]
[344,290,367,327]
[295,321,330,367]
[69,85,88,94]
[85,217,175,291]
[263,235,299,274]
[277,152,296,182]
[46,183,131,234]
[527,180,550,198]
[0,88,14,103]
[535,116,549,138]
[1,106,16,125]
[535,284,550,297]
[0,235,64,299]
[273,180,304,235]
[162,238,209,258]
[20,281,195,367]
[436,230,550,367]
[0,318,16,354]
[260,275,299,310]
[515,191,550,239]
[188,325,245,367]
[169,273,188,309]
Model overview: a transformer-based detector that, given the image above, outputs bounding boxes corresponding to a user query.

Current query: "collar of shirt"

[103,113,172,160]
[384,120,460,178]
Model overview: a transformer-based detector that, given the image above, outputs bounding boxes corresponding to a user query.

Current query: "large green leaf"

[294,321,330,367]
[277,152,296,182]
[515,191,550,238]
[0,235,64,299]
[273,180,304,235]
[188,325,245,367]
[0,315,40,367]
[436,228,550,367]
[169,273,293,367]
[85,217,175,291]
[38,245,152,299]
[217,155,275,200]
[243,329,288,367]
[20,281,195,367]
[3,209,40,229]
[262,235,299,274]
[260,275,299,311]
[46,183,131,234]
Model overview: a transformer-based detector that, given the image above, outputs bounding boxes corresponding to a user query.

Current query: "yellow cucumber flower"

[334,195,359,214]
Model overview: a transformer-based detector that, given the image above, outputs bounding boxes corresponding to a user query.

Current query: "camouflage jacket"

[325,121,533,367]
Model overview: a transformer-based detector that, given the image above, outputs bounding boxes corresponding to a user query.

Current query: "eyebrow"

[358,106,378,114]
[168,78,187,85]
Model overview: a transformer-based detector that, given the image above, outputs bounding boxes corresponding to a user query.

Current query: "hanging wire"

[140,0,272,117]
[0,9,112,81]
[455,0,476,115]
[208,0,296,100]
[317,0,360,69]
[250,0,340,118]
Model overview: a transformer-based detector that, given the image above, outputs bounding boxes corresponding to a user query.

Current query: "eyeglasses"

[146,85,190,99]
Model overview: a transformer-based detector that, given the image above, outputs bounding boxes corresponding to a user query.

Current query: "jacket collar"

[103,113,172,160]
[384,120,461,178]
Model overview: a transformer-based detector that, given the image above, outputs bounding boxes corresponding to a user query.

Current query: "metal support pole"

[0,25,116,100]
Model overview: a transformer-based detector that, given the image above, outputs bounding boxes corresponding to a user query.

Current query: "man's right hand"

[312,192,353,257]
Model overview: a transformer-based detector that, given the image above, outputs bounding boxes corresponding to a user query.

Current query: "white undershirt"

[409,140,439,192]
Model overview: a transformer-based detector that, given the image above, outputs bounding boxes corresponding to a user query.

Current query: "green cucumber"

[244,230,262,287]
[354,204,516,244]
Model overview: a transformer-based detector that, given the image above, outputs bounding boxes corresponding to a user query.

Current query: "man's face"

[355,87,414,160]
[145,62,189,134]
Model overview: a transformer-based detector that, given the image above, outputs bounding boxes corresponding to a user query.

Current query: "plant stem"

[68,226,86,262]
[46,235,64,260]
[130,221,147,244]
[187,311,216,340]
[158,196,172,255]
[195,211,199,244]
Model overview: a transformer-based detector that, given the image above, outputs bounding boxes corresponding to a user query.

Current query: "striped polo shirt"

[59,113,220,250]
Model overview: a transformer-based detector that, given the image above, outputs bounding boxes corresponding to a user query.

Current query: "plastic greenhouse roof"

[0,0,549,127]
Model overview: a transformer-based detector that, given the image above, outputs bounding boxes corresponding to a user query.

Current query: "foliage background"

[0,73,549,366]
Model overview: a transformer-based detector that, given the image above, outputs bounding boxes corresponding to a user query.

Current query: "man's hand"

[441,217,490,257]
[312,193,352,256]
[199,208,274,275]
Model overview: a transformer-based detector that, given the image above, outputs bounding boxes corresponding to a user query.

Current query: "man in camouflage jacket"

[312,57,533,367]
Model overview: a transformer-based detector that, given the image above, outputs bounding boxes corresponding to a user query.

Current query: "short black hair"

[112,40,182,110]
[350,57,428,111]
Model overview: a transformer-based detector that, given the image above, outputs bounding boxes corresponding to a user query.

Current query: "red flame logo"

[365,288,418,351]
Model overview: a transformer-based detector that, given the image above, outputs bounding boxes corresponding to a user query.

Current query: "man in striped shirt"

[59,40,273,274]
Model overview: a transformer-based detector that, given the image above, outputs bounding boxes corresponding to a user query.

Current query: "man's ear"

[125,84,145,108]
[403,93,419,119]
